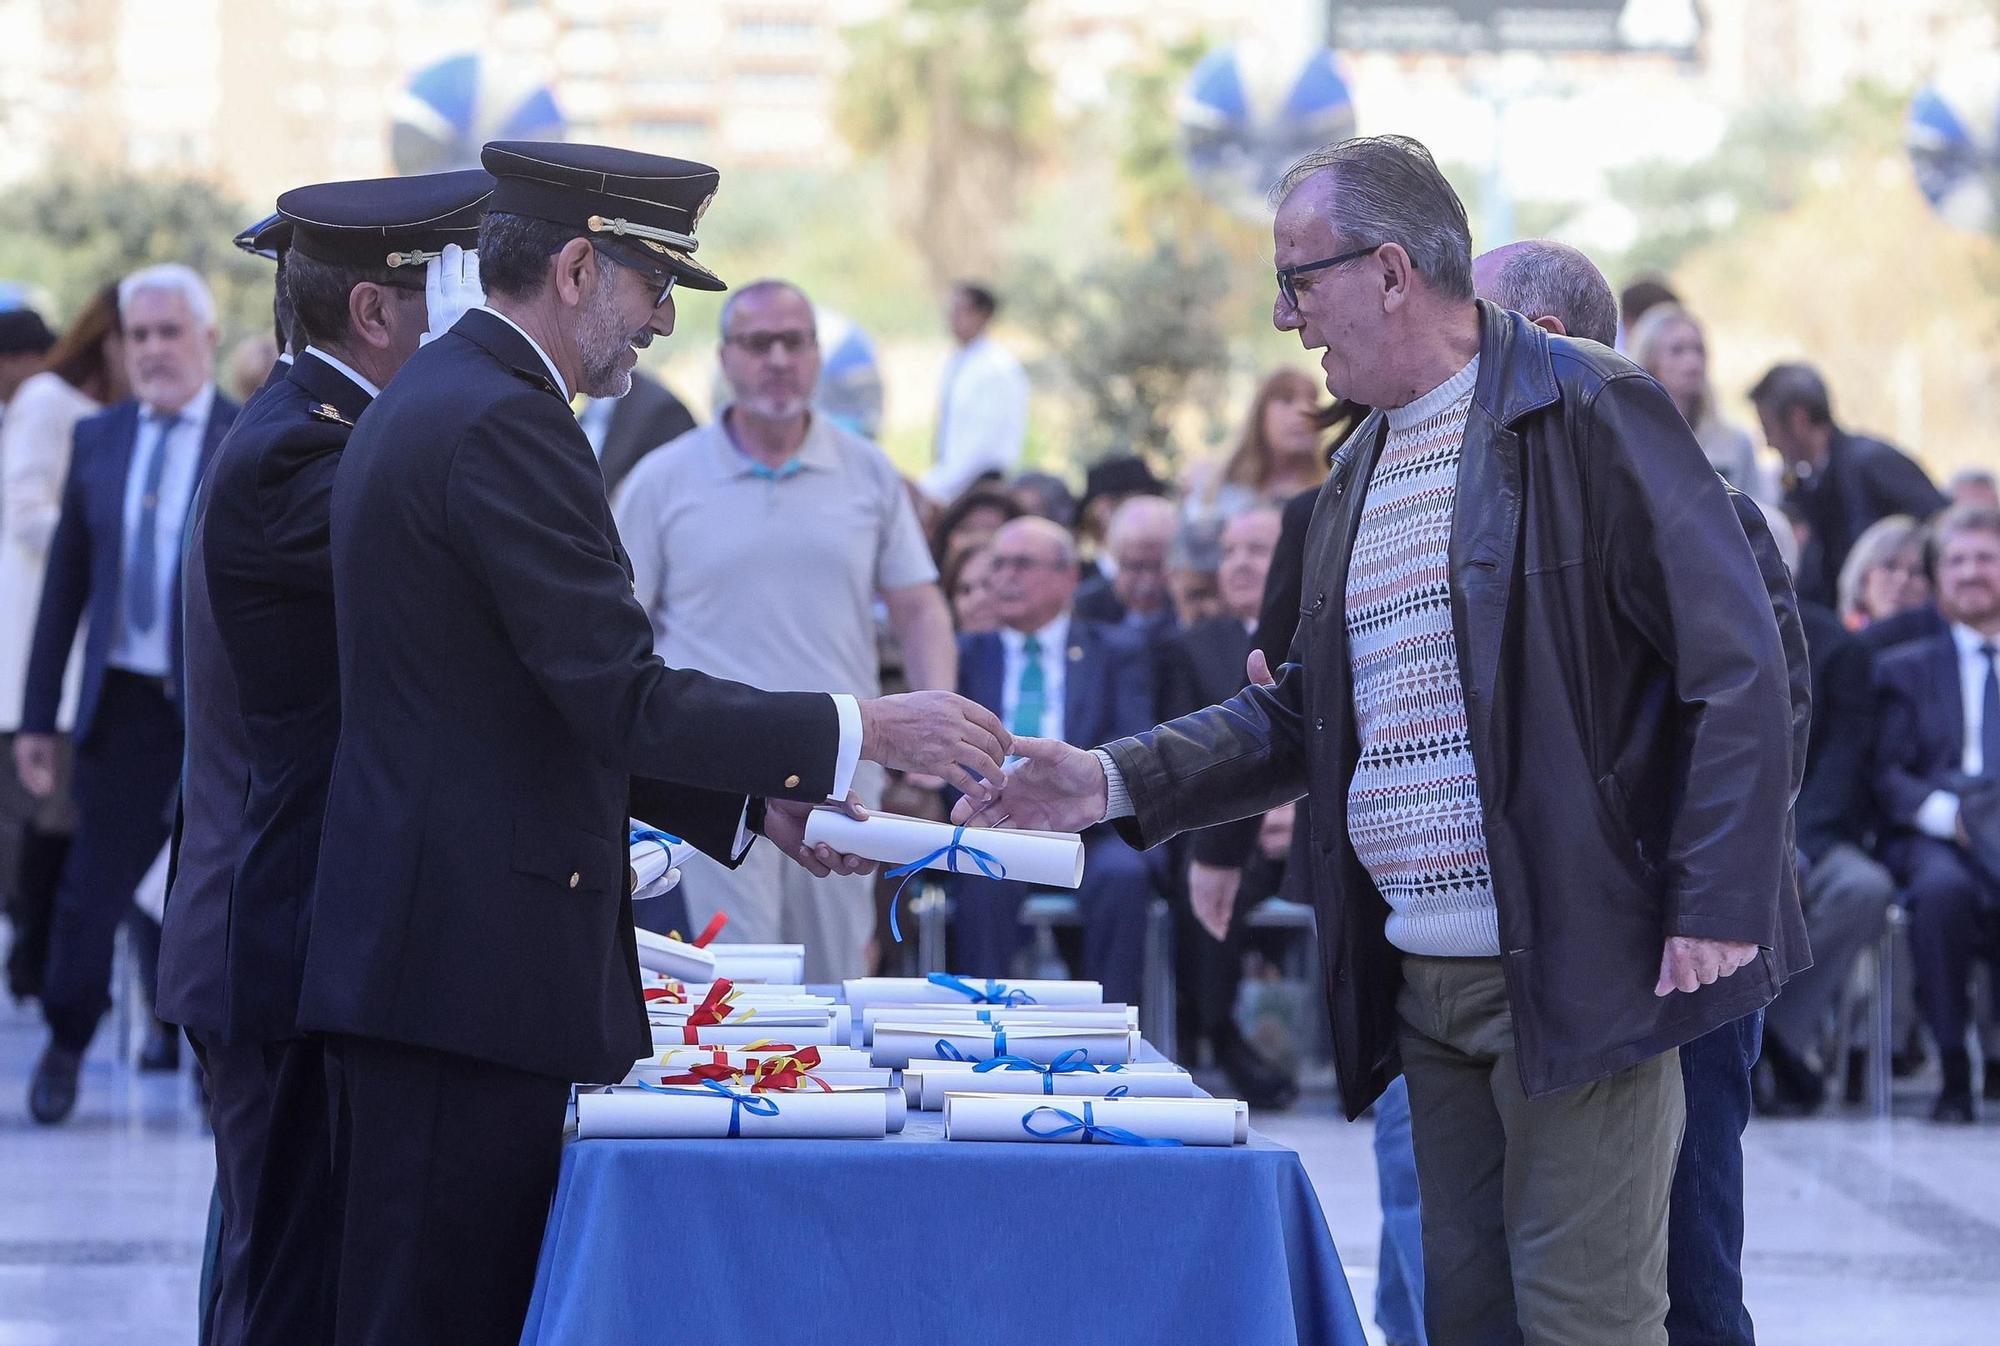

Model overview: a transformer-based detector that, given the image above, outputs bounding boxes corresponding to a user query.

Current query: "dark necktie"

[126,410,181,635]
[1981,643,1999,780]
[1012,634,1045,739]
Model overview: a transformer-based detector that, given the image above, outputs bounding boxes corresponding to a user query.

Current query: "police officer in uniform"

[159,171,494,1345]
[302,140,1009,1343]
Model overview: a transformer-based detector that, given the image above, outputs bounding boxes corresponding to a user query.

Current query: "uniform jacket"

[303,310,840,1083]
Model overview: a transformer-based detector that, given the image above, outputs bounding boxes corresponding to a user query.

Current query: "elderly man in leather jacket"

[961,135,1803,1346]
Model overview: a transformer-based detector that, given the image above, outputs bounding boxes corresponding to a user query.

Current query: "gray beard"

[576,289,637,399]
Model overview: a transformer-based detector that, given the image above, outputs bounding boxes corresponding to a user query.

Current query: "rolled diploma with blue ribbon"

[912,1060,1196,1110]
[803,806,1085,887]
[870,1023,1137,1069]
[841,976,1105,1017]
[859,1002,1135,1045]
[575,1085,893,1139]
[628,821,693,901]
[943,1092,1248,1146]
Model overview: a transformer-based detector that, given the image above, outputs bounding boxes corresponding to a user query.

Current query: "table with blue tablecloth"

[519,1039,1365,1346]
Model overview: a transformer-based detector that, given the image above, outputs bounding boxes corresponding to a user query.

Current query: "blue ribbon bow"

[1020,1100,1182,1147]
[932,1025,1007,1063]
[974,1048,1125,1095]
[882,827,1007,942]
[630,826,685,858]
[926,972,1038,1006]
[634,1077,781,1137]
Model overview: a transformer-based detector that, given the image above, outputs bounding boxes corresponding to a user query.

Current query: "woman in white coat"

[1,283,125,1000]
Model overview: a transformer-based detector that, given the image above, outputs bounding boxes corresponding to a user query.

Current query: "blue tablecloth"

[520,1048,1365,1346]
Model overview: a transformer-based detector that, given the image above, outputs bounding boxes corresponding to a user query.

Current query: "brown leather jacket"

[1106,302,1808,1112]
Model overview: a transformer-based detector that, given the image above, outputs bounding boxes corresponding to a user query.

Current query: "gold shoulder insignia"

[510,365,562,398]
[309,403,354,427]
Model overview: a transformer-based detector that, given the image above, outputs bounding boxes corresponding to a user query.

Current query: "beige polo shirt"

[611,411,937,698]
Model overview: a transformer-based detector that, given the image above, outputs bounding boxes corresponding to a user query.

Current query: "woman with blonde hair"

[1183,366,1328,550]
[1836,515,1931,631]
[1628,303,1773,503]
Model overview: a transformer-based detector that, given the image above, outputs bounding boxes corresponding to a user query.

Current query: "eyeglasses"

[986,554,1063,575]
[593,243,677,309]
[1276,243,1379,310]
[725,330,816,358]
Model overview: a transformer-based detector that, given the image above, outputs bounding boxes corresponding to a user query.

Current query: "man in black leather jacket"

[962,136,1803,1346]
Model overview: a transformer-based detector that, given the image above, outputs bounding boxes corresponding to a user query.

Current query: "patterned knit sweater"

[1344,356,1500,957]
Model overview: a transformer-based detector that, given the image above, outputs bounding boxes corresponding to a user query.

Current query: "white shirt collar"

[1952,622,1998,659]
[302,345,382,399]
[1002,610,1071,655]
[144,381,216,435]
[474,304,569,400]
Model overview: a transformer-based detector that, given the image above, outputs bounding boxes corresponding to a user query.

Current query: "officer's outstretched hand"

[858,692,1011,802]
[422,244,484,345]
[764,793,877,879]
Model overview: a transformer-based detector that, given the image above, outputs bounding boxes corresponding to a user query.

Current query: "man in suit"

[1158,505,1298,1108]
[14,264,238,1123]
[1874,503,2000,1123]
[305,140,1007,1344]
[950,515,1160,1005]
[1751,361,1946,608]
[158,174,494,1346]
[578,366,697,496]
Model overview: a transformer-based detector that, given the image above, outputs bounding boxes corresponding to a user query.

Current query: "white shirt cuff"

[829,694,861,801]
[1093,749,1134,822]
[1916,789,1962,841]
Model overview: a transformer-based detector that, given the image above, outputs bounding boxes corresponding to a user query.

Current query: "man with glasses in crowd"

[613,278,956,982]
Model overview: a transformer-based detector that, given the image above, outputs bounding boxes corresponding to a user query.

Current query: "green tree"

[1025,240,1234,470]
[835,0,1051,292]
[0,172,268,339]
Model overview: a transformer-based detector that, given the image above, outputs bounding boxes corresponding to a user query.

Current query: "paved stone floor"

[1,994,1996,1345]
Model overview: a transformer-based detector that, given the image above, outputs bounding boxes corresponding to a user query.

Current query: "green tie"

[1012,634,1046,739]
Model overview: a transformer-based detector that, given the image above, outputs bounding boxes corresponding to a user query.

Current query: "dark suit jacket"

[1856,603,1948,658]
[1873,630,1972,840]
[596,368,697,496]
[20,392,238,741]
[1157,616,1263,868]
[156,359,290,1040]
[958,617,1155,754]
[1787,428,1947,607]
[1797,602,1876,863]
[303,310,841,1083]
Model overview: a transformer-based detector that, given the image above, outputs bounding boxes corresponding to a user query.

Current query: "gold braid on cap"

[586,214,699,253]
[385,248,443,269]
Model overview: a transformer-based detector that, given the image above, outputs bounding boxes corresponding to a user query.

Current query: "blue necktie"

[1981,644,1999,780]
[126,410,180,635]
[1012,635,1045,739]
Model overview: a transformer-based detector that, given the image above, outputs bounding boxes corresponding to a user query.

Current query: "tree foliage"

[835,0,1051,292]
[0,172,269,338]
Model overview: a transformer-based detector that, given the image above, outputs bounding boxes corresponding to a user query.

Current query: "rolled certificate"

[652,1022,845,1048]
[628,823,694,901]
[944,1092,1248,1146]
[871,1023,1136,1069]
[842,975,1104,1013]
[910,1059,1196,1110]
[647,1045,878,1074]
[576,1084,890,1139]
[708,944,806,984]
[860,1003,1136,1044]
[804,807,1084,888]
[633,928,715,982]
[624,1063,897,1093]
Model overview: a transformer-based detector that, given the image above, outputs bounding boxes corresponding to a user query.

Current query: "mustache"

[628,330,653,351]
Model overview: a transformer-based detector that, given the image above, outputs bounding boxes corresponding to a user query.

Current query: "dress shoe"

[1215,1032,1299,1111]
[138,1022,181,1073]
[1931,1090,1976,1124]
[28,1045,82,1125]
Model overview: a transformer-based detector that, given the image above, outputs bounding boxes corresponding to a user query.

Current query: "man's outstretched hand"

[1654,936,1759,997]
[859,692,1011,801]
[950,736,1108,834]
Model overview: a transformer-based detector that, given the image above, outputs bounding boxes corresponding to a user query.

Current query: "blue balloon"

[1179,45,1357,218]
[1907,55,2000,233]
[391,53,566,176]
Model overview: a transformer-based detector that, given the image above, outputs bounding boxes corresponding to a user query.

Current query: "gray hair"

[1271,134,1473,301]
[1106,493,1177,549]
[1481,241,1618,347]
[1948,466,1997,495]
[119,263,215,329]
[719,278,815,338]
